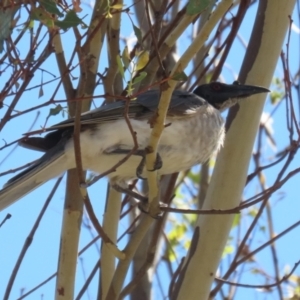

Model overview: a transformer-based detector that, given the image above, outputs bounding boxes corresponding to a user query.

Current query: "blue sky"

[1,2,300,299]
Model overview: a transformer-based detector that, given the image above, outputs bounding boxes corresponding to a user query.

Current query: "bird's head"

[193,81,270,111]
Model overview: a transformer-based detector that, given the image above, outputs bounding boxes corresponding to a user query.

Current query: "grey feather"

[20,90,206,152]
[0,83,269,211]
[49,90,206,129]
[0,139,68,210]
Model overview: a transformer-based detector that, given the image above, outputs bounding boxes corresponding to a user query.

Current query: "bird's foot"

[112,184,166,218]
[112,184,148,202]
[138,200,167,219]
[136,152,163,179]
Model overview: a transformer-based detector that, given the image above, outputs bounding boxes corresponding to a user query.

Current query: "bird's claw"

[152,153,163,171]
[136,152,163,179]
[112,184,166,219]
[138,200,167,219]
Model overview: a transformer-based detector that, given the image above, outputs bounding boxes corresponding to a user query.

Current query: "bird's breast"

[157,107,225,174]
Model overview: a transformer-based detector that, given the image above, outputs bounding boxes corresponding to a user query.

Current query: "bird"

[0,82,269,211]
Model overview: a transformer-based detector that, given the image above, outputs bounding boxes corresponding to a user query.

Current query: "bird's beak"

[227,82,270,99]
[211,82,270,111]
[193,81,270,111]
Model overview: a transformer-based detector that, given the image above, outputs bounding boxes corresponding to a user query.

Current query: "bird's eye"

[211,82,221,91]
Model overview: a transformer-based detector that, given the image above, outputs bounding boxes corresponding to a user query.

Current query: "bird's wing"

[49,89,207,129]
[20,90,207,152]
[49,100,143,129]
[135,89,207,117]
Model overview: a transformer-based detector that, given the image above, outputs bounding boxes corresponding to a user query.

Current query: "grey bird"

[0,82,269,211]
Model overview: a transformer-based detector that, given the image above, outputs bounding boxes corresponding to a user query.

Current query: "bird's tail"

[0,143,68,211]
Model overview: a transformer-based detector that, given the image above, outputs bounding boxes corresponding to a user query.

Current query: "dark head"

[193,81,270,111]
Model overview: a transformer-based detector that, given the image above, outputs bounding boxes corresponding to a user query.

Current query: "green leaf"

[55,10,81,30]
[186,0,210,15]
[183,239,191,250]
[28,19,34,29]
[270,91,283,104]
[49,104,63,116]
[39,86,44,98]
[294,286,300,296]
[187,170,199,184]
[0,7,19,53]
[31,8,43,20]
[40,0,64,17]
[232,214,240,228]
[133,24,142,45]
[222,244,234,258]
[110,4,124,9]
[168,224,187,245]
[31,7,54,28]
[251,268,260,274]
[116,54,125,79]
[105,11,112,19]
[259,225,266,232]
[135,50,149,71]
[171,71,188,82]
[121,46,130,69]
[132,71,147,85]
[248,207,258,217]
[183,212,197,226]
